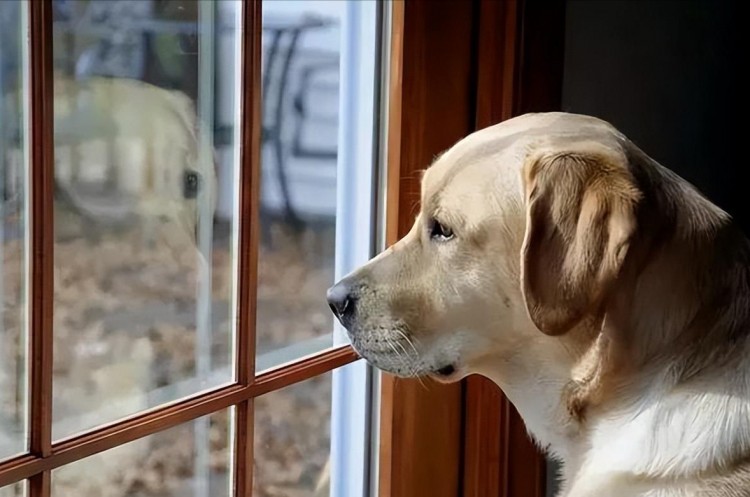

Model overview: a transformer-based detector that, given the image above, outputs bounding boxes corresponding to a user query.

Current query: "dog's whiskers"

[396,329,420,359]
[391,338,414,375]
[383,337,403,370]
[393,330,430,389]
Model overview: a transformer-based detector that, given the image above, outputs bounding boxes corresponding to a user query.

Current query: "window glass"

[51,0,241,439]
[52,410,231,497]
[0,481,25,497]
[254,373,332,496]
[256,0,379,371]
[0,0,29,462]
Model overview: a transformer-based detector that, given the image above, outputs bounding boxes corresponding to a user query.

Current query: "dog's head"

[328,113,647,381]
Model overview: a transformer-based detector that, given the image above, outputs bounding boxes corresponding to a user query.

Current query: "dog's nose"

[327,282,353,322]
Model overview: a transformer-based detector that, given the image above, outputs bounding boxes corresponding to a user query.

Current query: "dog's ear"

[520,147,640,336]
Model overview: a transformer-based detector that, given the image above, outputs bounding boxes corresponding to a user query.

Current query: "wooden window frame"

[0,0,360,494]
[1,0,569,495]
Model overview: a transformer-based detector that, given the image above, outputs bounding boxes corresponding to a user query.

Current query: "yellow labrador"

[328,113,750,496]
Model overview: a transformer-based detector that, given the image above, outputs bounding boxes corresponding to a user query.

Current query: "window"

[0,0,28,465]
[0,1,383,496]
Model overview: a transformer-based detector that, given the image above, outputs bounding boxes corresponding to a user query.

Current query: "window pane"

[254,373,332,496]
[0,481,26,497]
[52,410,231,497]
[0,0,28,462]
[257,0,379,371]
[51,0,241,438]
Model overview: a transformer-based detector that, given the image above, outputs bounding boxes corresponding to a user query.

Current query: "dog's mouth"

[430,363,460,383]
[435,364,456,377]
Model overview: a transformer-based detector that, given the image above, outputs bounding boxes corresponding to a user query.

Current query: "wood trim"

[28,471,50,497]
[463,1,567,496]
[378,2,405,490]
[474,0,520,127]
[376,367,395,497]
[384,0,404,248]
[235,0,262,387]
[234,1,262,494]
[378,1,476,496]
[251,346,358,397]
[462,377,504,497]
[0,385,245,487]
[0,456,37,490]
[53,385,248,479]
[233,400,254,497]
[28,0,55,473]
[507,408,547,497]
[0,346,358,487]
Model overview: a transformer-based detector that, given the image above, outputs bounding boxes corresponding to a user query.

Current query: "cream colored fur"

[332,113,750,496]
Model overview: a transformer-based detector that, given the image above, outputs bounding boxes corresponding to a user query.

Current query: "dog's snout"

[327,281,354,323]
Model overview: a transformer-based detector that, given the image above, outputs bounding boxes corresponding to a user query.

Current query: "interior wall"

[562,0,744,230]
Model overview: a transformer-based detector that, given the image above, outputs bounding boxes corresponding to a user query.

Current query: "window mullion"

[28,0,54,468]
[233,0,262,495]
[28,471,50,497]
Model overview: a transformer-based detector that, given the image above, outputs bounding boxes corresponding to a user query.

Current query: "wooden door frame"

[379,1,566,496]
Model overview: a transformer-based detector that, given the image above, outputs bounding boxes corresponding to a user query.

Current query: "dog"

[328,112,750,496]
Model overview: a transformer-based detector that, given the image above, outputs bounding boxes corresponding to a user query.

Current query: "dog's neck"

[475,323,594,460]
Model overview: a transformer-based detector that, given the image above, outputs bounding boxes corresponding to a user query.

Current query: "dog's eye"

[430,220,454,241]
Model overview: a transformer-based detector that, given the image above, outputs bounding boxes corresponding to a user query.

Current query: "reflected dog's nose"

[327,281,354,325]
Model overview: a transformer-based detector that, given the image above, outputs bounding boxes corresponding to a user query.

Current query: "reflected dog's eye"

[183,171,200,199]
[430,219,454,241]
